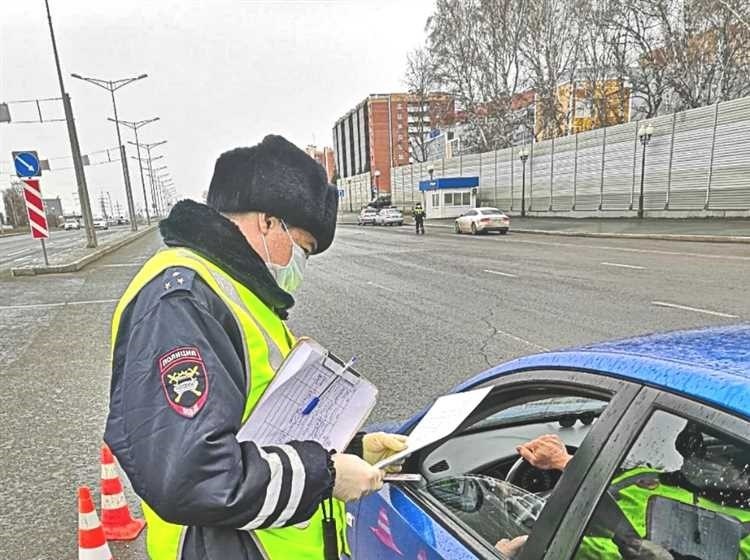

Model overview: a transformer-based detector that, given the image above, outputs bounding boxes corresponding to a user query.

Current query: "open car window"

[405,381,616,558]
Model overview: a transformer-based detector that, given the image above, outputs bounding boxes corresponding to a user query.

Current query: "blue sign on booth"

[12,151,41,178]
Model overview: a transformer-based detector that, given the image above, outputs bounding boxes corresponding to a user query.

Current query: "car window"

[573,410,750,560]
[411,386,614,558]
[464,210,477,217]
[480,208,502,215]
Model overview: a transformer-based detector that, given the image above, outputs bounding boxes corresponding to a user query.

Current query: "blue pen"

[301,357,357,415]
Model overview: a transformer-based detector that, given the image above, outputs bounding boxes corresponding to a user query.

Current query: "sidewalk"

[337,213,750,243]
[10,224,158,276]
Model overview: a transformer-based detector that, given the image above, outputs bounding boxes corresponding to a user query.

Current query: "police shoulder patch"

[158,346,208,418]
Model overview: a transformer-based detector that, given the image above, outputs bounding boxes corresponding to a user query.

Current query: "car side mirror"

[428,477,484,514]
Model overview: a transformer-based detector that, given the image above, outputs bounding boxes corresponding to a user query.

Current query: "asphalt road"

[0,226,132,269]
[0,224,747,559]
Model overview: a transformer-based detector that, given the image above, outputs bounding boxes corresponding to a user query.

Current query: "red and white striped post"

[21,179,50,265]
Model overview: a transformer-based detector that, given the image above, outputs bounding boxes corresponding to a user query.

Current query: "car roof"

[453,325,750,420]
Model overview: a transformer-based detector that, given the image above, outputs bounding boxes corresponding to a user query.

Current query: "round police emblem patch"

[158,346,209,418]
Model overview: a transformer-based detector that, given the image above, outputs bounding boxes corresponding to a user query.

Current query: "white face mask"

[261,220,307,294]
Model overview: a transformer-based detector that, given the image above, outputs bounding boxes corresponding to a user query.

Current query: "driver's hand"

[495,535,528,558]
[516,434,572,471]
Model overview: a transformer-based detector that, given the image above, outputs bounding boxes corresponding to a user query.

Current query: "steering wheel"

[504,448,575,494]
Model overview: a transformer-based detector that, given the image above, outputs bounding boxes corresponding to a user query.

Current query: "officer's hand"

[495,535,528,558]
[516,434,572,471]
[363,432,408,473]
[332,453,384,502]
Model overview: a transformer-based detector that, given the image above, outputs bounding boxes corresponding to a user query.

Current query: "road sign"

[21,179,49,240]
[13,151,41,177]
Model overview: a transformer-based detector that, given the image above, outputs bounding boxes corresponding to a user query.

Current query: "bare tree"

[425,0,528,152]
[520,0,582,140]
[3,185,27,227]
[404,47,439,162]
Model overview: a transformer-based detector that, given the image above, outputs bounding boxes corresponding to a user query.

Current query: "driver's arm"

[516,434,572,471]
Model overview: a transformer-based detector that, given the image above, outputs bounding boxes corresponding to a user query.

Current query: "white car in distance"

[455,208,510,235]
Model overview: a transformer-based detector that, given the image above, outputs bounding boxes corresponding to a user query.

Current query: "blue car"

[347,325,750,559]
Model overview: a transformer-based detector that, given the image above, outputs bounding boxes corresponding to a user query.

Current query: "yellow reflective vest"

[111,247,348,559]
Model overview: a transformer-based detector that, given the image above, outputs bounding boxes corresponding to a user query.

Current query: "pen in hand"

[301,357,357,415]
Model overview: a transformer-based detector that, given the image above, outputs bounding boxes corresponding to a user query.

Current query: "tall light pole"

[43,0,97,247]
[154,167,170,215]
[373,169,381,200]
[71,72,147,232]
[428,165,435,182]
[637,124,654,219]
[109,117,159,225]
[130,140,166,217]
[519,148,529,218]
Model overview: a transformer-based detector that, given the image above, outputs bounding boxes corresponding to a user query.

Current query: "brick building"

[304,145,337,183]
[332,93,455,193]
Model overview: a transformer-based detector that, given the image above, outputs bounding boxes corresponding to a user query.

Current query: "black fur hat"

[207,135,338,254]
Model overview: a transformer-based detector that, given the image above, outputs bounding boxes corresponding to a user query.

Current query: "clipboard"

[236,338,378,451]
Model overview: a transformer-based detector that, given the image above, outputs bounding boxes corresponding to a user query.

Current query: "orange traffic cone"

[78,486,113,560]
[100,444,145,541]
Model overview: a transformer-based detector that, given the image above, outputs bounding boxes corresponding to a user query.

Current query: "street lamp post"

[637,124,654,219]
[44,0,97,247]
[428,165,435,182]
[71,72,147,232]
[373,170,381,200]
[154,166,170,215]
[110,117,159,225]
[129,140,167,217]
[519,148,529,218]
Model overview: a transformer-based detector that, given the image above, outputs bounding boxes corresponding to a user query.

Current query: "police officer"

[413,202,426,235]
[104,135,407,560]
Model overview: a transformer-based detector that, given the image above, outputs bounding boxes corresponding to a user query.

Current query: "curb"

[10,224,158,277]
[336,220,750,244]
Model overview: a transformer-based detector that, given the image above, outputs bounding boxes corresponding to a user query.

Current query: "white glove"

[363,432,409,472]
[332,453,384,502]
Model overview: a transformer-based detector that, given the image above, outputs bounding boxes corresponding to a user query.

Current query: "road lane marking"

[7,249,32,257]
[601,262,645,270]
[0,298,118,311]
[483,269,517,277]
[651,301,738,318]
[496,328,549,351]
[366,281,394,292]
[506,238,750,262]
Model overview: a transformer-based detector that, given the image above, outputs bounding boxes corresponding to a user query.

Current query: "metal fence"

[339,95,750,215]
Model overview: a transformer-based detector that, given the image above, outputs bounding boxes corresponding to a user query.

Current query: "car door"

[547,388,750,560]
[458,211,475,232]
[348,369,642,559]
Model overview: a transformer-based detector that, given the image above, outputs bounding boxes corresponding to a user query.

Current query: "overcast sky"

[0,0,434,215]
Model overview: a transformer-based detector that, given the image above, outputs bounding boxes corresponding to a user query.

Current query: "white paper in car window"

[375,386,492,469]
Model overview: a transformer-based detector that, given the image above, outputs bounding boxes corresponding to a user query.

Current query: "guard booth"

[418,177,479,218]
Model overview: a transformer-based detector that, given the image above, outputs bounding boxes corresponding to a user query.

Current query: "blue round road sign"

[13,151,41,178]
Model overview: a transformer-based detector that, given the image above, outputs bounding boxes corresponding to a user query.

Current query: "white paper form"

[374,386,492,469]
[236,339,378,451]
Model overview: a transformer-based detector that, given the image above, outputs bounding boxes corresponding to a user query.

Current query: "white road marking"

[6,249,32,257]
[651,301,738,319]
[508,237,750,262]
[495,328,549,351]
[483,269,517,277]
[601,262,645,270]
[0,298,118,311]
[366,281,395,292]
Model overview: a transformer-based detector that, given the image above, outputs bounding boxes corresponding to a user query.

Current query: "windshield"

[472,397,606,430]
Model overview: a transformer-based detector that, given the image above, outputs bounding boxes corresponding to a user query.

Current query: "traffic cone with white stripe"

[100,444,145,541]
[78,486,113,560]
